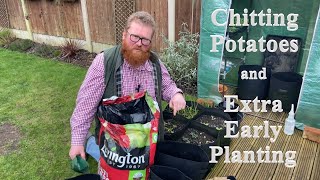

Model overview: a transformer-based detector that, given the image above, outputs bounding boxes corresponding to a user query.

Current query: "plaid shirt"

[70,53,182,145]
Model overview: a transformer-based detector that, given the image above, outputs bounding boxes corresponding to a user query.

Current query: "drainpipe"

[168,0,175,42]
[80,0,93,52]
[20,0,33,40]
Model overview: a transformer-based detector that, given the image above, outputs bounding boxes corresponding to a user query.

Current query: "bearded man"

[69,11,186,166]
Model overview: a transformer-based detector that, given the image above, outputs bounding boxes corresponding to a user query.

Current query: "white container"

[284,104,295,135]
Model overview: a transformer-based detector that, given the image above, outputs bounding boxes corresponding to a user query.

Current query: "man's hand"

[69,145,86,160]
[169,92,186,116]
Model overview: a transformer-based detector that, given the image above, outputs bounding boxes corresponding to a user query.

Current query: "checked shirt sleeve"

[70,53,105,146]
[159,60,183,102]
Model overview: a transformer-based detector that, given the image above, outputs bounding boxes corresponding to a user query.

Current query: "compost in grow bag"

[154,141,209,180]
[190,108,237,139]
[163,113,190,141]
[163,101,204,141]
[96,92,159,180]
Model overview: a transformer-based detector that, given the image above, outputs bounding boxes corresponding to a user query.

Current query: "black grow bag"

[163,101,204,140]
[154,141,209,180]
[237,65,271,100]
[178,127,219,161]
[163,113,191,141]
[217,101,239,120]
[66,174,100,180]
[268,72,302,112]
[190,108,235,139]
[150,165,192,180]
[217,101,244,125]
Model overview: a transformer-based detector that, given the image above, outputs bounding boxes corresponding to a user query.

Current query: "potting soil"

[178,128,215,145]
[164,119,184,134]
[196,115,225,129]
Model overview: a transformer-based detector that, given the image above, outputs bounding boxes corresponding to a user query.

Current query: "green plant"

[34,43,57,57]
[0,29,16,47]
[7,39,33,52]
[60,39,82,59]
[177,103,199,119]
[53,49,61,57]
[161,23,199,95]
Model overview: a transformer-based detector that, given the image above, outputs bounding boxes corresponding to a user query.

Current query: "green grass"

[0,48,97,179]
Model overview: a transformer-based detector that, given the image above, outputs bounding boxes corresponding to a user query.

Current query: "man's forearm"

[70,53,106,145]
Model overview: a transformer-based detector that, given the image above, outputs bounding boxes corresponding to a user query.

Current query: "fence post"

[20,0,33,40]
[80,0,93,52]
[168,0,175,42]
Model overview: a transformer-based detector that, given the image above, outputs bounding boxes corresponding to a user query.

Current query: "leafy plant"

[7,39,33,52]
[60,39,82,59]
[34,43,59,58]
[53,49,61,57]
[0,29,16,47]
[177,103,199,119]
[161,23,199,95]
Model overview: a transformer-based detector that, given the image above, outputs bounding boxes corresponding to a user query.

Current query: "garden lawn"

[0,48,97,179]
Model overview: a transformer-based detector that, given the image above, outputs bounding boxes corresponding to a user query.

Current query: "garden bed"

[1,37,96,68]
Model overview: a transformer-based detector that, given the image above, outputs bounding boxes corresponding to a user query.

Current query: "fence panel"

[87,0,115,44]
[175,0,201,37]
[26,0,85,39]
[6,0,26,30]
[136,0,168,52]
[0,0,10,28]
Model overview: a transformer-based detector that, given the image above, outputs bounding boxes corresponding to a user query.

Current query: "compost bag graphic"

[96,92,159,180]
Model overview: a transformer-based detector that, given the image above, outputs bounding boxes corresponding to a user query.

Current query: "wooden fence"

[0,0,201,52]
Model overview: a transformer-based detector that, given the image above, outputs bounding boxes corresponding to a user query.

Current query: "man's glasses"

[127,31,152,46]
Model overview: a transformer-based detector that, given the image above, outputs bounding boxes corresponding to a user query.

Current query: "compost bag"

[96,92,160,180]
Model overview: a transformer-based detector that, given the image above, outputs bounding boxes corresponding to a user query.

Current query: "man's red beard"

[121,40,151,68]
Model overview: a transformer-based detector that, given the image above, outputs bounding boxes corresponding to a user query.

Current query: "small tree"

[161,23,199,95]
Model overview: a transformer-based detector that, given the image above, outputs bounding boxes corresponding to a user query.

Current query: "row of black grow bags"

[158,101,243,180]
[237,65,302,111]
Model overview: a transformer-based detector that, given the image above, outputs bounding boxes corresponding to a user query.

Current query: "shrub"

[60,39,82,59]
[0,29,16,47]
[7,39,33,52]
[53,50,61,57]
[160,24,199,95]
[34,43,59,58]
